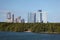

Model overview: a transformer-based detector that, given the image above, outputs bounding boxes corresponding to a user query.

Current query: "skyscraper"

[42,12,47,23]
[7,12,11,19]
[15,16,21,23]
[18,16,21,23]
[34,13,36,23]
[21,19,25,23]
[28,12,32,23]
[15,18,18,23]
[28,12,36,23]
[31,13,34,23]
[12,14,14,23]
[38,10,43,23]
[7,12,12,22]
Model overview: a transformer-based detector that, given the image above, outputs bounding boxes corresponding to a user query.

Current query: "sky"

[0,0,60,22]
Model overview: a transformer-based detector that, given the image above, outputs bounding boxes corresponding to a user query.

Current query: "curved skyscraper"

[7,12,12,22]
[7,12,11,19]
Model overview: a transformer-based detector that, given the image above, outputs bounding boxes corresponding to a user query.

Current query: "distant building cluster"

[6,10,47,23]
[28,10,47,23]
[6,12,25,23]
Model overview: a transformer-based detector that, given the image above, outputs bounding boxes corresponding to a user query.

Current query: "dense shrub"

[0,22,60,33]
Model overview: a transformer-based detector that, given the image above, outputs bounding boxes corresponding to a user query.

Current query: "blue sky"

[0,0,60,22]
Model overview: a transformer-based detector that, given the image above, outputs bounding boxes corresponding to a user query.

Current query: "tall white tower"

[42,12,48,23]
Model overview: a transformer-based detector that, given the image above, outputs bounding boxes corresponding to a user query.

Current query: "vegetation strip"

[0,22,60,34]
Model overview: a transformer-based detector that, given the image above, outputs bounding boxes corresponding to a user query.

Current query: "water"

[0,32,60,40]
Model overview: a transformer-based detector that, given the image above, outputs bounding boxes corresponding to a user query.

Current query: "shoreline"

[24,30,60,34]
[24,31,60,34]
[40,32,60,34]
[0,31,60,34]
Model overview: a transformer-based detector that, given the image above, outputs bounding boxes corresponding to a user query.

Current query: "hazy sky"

[0,0,60,22]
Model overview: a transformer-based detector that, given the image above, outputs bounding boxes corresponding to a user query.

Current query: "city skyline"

[0,0,60,22]
[6,10,47,23]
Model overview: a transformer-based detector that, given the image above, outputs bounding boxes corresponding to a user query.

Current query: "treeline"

[0,22,60,33]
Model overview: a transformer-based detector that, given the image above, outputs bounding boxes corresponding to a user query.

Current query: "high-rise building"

[34,13,36,23]
[28,12,32,23]
[15,18,18,23]
[28,13,31,23]
[21,19,25,23]
[38,10,47,23]
[28,12,36,23]
[12,14,14,23]
[31,13,34,23]
[15,16,21,23]
[7,12,12,22]
[38,10,43,23]
[31,13,36,23]
[18,16,21,23]
[42,12,47,23]
[7,12,11,19]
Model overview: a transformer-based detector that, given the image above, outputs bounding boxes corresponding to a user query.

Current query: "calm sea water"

[0,32,60,40]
